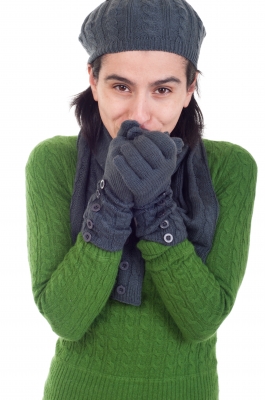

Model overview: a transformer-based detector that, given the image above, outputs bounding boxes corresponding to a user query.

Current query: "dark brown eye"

[156,87,170,94]
[114,85,129,92]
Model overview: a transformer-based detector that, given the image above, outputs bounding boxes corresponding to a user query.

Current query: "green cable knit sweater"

[26,136,257,400]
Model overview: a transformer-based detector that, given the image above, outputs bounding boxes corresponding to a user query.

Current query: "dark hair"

[70,55,204,151]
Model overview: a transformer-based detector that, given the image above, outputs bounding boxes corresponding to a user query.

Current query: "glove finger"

[119,142,153,179]
[130,134,170,169]
[126,125,143,140]
[130,132,177,169]
[117,120,140,138]
[107,135,127,160]
[142,131,177,160]
[113,154,144,193]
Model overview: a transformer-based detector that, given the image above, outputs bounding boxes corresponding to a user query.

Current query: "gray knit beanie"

[79,0,206,68]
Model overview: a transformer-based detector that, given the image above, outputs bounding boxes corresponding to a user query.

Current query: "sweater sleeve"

[137,141,257,343]
[26,137,122,341]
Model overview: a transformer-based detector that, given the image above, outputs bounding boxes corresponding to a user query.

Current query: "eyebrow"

[104,74,182,86]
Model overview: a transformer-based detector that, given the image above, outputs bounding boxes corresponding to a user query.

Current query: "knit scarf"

[70,126,219,306]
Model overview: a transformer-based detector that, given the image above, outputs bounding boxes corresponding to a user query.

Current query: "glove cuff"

[82,183,133,251]
[134,190,187,246]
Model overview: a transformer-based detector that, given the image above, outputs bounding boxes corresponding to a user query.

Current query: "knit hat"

[79,0,206,68]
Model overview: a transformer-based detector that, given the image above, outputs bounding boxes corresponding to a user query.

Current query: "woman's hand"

[112,121,187,246]
[113,122,181,208]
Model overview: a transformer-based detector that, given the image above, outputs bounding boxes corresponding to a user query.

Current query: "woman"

[26,0,257,399]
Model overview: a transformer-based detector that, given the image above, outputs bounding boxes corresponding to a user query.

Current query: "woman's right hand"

[81,122,141,251]
[102,121,136,206]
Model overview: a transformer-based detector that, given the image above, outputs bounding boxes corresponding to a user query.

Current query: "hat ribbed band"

[87,37,201,68]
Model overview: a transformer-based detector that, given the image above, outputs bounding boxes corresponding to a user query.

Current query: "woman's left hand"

[113,124,180,208]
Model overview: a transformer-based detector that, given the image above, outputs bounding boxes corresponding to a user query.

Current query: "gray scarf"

[70,127,219,306]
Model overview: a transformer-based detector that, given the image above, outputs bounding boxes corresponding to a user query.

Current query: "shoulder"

[203,138,257,167]
[202,138,257,189]
[26,135,78,169]
[26,135,78,193]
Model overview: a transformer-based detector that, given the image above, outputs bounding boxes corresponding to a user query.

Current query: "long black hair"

[70,55,204,151]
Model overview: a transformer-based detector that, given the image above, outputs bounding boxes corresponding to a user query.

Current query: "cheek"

[161,104,183,128]
[102,94,129,122]
[97,98,125,138]
[170,92,189,119]
[159,106,185,134]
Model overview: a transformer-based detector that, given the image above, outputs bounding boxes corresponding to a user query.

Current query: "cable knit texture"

[79,0,206,67]
[26,136,257,400]
[71,124,219,306]
[81,124,135,251]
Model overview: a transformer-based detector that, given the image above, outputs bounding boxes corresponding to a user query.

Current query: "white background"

[1,0,264,399]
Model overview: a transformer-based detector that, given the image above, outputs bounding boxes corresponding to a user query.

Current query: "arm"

[138,142,257,342]
[26,137,122,341]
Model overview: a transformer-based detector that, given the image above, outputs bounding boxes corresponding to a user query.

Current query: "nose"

[129,93,151,129]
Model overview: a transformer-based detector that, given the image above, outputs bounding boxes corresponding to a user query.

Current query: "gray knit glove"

[113,121,187,245]
[82,122,135,251]
[113,122,177,207]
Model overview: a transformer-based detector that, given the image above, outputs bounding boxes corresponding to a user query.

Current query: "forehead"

[100,51,187,79]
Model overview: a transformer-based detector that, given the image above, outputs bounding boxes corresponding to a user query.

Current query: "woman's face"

[88,51,197,138]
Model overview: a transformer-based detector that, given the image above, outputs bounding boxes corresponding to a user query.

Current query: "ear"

[183,72,198,108]
[88,64,98,101]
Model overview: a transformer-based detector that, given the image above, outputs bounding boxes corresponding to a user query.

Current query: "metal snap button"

[119,261,129,271]
[83,232,92,242]
[164,233,173,243]
[116,285,126,295]
[91,203,101,212]
[87,219,93,229]
[100,179,105,189]
[160,220,170,229]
